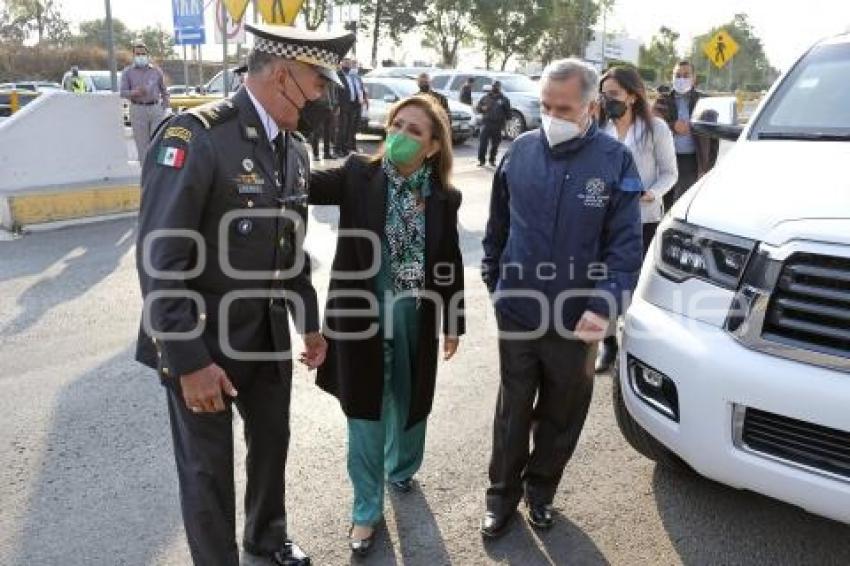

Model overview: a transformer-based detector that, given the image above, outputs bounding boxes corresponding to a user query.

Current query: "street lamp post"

[105,0,118,91]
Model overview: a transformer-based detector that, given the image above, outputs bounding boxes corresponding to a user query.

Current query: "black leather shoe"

[489,159,497,166]
[480,511,513,539]
[349,524,376,557]
[271,540,311,566]
[595,336,618,374]
[526,503,554,530]
[390,478,414,493]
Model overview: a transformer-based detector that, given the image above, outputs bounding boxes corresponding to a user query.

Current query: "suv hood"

[686,140,850,240]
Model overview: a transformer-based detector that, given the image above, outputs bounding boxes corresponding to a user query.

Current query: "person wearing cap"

[135,24,354,566]
[120,41,170,165]
[64,66,87,93]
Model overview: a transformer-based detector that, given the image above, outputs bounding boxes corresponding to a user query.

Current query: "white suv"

[616,33,850,524]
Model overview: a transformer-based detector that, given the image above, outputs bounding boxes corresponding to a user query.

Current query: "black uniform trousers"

[166,361,292,566]
[486,312,596,516]
[309,105,335,158]
[478,122,503,164]
[336,102,360,153]
[663,153,699,211]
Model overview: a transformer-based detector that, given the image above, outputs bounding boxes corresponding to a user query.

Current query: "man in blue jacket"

[480,59,643,538]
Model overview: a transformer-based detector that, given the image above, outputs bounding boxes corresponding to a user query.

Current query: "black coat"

[653,88,719,177]
[309,156,466,426]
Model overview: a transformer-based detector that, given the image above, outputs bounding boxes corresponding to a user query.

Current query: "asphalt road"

[1,140,849,566]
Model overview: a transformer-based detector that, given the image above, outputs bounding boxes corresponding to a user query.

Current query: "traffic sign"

[172,0,206,45]
[703,30,739,69]
[257,0,305,25]
[214,0,246,44]
[222,0,250,23]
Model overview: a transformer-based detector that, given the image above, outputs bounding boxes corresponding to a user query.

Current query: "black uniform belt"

[133,101,159,106]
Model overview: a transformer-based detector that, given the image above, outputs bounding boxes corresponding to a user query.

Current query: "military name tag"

[234,173,265,195]
[237,184,264,195]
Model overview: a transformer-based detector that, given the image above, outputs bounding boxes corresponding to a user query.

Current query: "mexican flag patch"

[156,146,186,169]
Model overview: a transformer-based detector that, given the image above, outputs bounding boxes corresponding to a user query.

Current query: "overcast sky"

[57,0,850,71]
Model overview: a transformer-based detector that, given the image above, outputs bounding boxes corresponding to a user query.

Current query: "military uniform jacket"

[135,87,319,384]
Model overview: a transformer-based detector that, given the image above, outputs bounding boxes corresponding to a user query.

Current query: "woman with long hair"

[309,95,465,555]
[596,66,678,373]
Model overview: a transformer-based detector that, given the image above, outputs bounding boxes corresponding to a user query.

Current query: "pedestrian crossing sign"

[257,0,304,25]
[703,30,739,69]
[222,0,250,23]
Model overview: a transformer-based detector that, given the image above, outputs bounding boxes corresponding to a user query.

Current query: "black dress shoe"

[480,510,513,539]
[349,524,377,557]
[271,540,311,566]
[323,153,333,159]
[526,503,554,530]
[390,478,414,493]
[477,161,485,167]
[489,159,497,166]
[595,336,618,374]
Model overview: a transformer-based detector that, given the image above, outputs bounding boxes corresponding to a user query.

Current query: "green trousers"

[347,294,426,526]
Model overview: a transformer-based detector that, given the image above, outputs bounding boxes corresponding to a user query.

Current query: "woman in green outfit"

[309,95,466,555]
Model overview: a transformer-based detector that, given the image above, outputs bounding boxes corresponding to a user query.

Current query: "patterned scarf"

[382,158,431,293]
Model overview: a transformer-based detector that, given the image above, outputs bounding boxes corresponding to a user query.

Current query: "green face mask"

[384,132,423,167]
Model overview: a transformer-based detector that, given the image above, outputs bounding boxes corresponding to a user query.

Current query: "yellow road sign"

[257,0,305,25]
[222,0,250,22]
[703,30,739,69]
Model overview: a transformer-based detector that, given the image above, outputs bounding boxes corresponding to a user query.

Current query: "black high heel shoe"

[349,524,376,557]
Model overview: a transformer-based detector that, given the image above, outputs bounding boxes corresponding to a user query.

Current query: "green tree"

[689,13,779,91]
[301,0,330,31]
[638,26,680,85]
[536,0,602,64]
[75,18,134,51]
[472,0,549,71]
[0,6,27,44]
[346,0,420,68]
[138,25,174,60]
[422,0,475,67]
[7,0,69,45]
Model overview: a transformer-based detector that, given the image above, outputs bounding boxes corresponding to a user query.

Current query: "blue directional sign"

[172,0,206,45]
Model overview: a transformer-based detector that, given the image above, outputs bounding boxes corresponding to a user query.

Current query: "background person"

[64,66,87,93]
[417,72,450,115]
[460,76,475,105]
[652,60,718,210]
[480,59,643,539]
[475,81,511,166]
[595,65,678,373]
[336,58,367,155]
[309,96,465,557]
[120,41,169,165]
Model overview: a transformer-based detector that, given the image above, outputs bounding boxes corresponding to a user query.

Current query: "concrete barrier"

[0,91,140,230]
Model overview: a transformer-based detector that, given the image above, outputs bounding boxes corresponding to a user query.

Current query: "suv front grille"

[742,407,850,481]
[762,253,850,360]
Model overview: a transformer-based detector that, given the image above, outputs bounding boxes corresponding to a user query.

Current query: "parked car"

[430,70,541,139]
[0,81,62,93]
[615,32,850,524]
[167,84,194,95]
[361,77,474,145]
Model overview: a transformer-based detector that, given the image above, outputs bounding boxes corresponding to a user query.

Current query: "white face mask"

[673,77,693,94]
[134,55,149,67]
[541,113,584,147]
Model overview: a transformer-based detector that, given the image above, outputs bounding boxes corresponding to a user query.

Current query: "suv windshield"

[751,42,850,139]
[497,75,538,93]
[90,74,114,91]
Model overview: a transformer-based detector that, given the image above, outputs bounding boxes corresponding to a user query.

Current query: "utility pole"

[105,0,118,91]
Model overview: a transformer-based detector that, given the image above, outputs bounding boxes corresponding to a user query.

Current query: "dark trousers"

[336,102,360,153]
[478,123,503,164]
[642,221,659,259]
[486,312,596,516]
[309,106,334,157]
[663,153,699,211]
[166,364,292,566]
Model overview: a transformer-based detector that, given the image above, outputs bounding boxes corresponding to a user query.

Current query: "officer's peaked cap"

[246,24,355,87]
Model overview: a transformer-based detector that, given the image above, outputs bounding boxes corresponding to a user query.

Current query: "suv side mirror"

[691,95,744,141]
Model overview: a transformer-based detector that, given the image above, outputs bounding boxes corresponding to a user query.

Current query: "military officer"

[135,24,355,566]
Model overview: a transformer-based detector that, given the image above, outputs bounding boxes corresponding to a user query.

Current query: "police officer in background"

[476,80,511,166]
[135,24,354,566]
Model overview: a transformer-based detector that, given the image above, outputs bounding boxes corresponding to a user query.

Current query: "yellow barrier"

[169,93,222,111]
[9,89,19,114]
[6,184,139,226]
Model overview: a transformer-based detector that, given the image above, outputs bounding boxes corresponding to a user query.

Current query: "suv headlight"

[656,219,756,289]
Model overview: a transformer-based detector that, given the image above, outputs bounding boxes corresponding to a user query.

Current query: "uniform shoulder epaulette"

[290,130,306,143]
[187,99,238,129]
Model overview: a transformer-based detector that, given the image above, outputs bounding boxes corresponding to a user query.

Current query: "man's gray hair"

[541,58,599,103]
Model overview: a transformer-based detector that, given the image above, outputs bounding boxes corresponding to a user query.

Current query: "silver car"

[361,77,474,145]
[431,71,541,139]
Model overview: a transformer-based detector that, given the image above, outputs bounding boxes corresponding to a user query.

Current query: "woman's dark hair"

[598,66,655,146]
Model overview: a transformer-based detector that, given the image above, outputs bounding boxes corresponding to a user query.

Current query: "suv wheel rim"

[504,115,523,139]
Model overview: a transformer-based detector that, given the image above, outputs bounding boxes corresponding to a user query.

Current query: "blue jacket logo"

[579,178,609,208]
